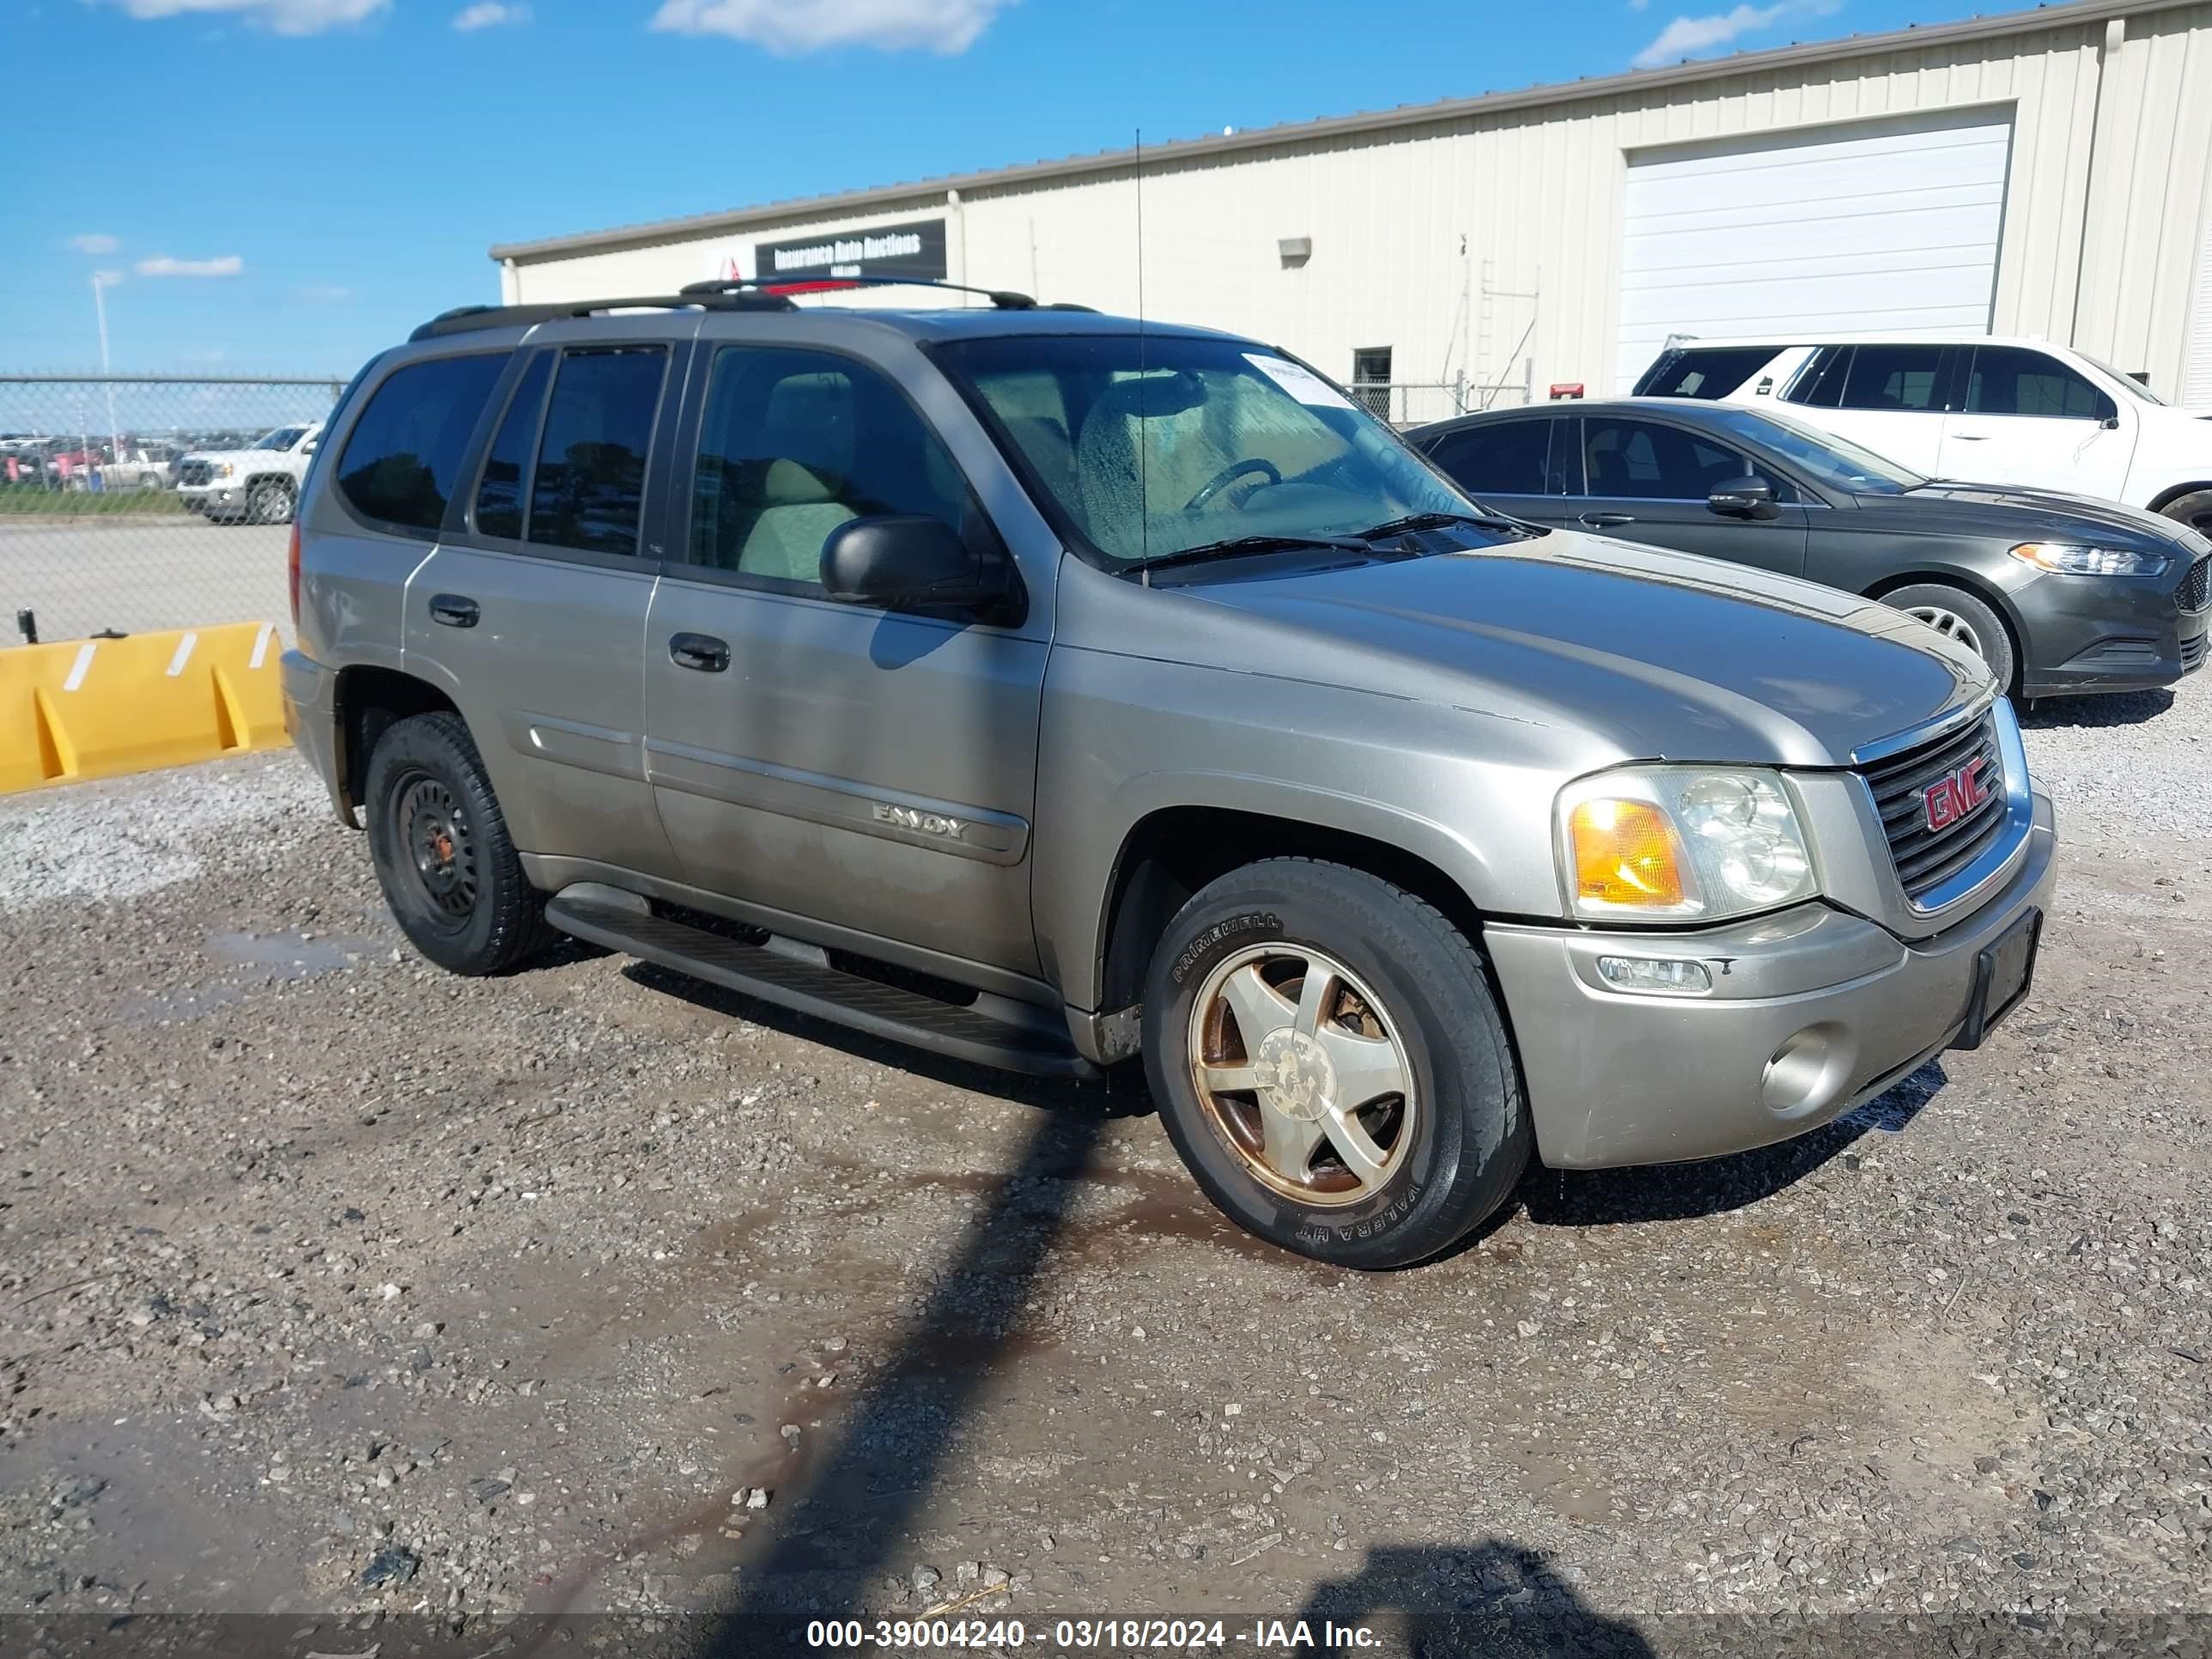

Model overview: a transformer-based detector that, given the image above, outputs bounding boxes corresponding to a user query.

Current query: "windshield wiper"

[1130,533,1368,577]
[1353,509,1529,541]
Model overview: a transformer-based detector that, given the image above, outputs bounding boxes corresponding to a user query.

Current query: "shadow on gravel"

[1291,1540,1654,1656]
[2020,688,2173,728]
[696,1096,1109,1653]
[1517,1060,1946,1228]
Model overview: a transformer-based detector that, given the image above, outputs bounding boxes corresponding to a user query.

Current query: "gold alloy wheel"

[1186,942,1416,1206]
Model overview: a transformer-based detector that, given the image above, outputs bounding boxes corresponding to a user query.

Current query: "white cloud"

[1632,0,1838,67]
[453,0,530,27]
[651,0,1011,55]
[297,283,355,301]
[94,0,387,37]
[70,233,122,255]
[136,255,246,278]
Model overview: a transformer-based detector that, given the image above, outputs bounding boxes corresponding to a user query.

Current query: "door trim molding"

[644,738,1031,866]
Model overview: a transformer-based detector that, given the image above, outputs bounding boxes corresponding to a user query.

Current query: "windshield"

[2075,350,2167,404]
[935,334,1481,568]
[1698,404,1926,495]
[250,426,307,452]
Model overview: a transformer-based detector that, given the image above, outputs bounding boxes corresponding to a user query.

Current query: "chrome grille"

[2182,554,2210,613]
[1858,710,2007,902]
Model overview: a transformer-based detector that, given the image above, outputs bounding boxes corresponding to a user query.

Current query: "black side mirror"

[820,514,1015,618]
[1708,476,1779,519]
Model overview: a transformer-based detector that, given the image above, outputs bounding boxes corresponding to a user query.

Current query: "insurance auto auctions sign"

[756,217,948,285]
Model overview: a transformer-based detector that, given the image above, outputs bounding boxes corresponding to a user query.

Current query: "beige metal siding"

[507,2,2212,401]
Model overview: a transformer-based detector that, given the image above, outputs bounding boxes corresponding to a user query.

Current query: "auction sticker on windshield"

[1244,352,1356,410]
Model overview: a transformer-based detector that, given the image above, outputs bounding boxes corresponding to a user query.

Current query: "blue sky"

[9,0,2004,375]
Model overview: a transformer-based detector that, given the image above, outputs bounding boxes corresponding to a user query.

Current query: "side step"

[544,893,1097,1079]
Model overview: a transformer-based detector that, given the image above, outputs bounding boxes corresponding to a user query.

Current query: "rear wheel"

[2158,489,2212,539]
[364,711,550,975]
[1882,582,2016,696]
[1142,858,1529,1270]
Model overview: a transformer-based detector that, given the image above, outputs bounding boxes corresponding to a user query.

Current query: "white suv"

[1632,337,2212,536]
[177,422,323,525]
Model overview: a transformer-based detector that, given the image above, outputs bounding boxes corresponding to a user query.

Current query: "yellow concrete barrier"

[1,621,286,794]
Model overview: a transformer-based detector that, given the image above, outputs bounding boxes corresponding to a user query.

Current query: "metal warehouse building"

[493,0,2212,415]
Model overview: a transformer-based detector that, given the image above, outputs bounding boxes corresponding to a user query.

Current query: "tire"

[246,477,295,526]
[363,711,552,975]
[1141,858,1529,1270]
[1881,582,2017,696]
[2157,489,2212,539]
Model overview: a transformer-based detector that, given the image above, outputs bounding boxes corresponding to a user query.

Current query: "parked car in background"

[283,288,2053,1269]
[1631,336,2212,538]
[1408,399,2210,699]
[177,422,322,524]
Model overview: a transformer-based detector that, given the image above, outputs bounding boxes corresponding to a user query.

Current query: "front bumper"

[2016,560,2209,696]
[179,481,246,516]
[280,647,353,826]
[1486,787,2056,1170]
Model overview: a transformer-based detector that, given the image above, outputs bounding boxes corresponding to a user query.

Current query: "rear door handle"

[1950,433,1990,441]
[669,632,730,672]
[428,593,479,629]
[1578,511,1637,528]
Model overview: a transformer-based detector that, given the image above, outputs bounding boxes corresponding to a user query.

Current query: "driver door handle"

[1578,511,1637,528]
[669,632,730,672]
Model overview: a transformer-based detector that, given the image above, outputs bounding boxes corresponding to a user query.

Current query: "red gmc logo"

[1924,757,1991,833]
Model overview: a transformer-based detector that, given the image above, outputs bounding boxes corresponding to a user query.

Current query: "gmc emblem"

[1924,757,1991,834]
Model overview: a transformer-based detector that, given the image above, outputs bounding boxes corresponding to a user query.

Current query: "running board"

[544,893,1096,1079]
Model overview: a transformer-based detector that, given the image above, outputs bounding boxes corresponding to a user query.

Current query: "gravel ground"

[2,675,2208,1657]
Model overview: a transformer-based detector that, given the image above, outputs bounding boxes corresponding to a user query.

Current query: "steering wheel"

[1182,457,1281,513]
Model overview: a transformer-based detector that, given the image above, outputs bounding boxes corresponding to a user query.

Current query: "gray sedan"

[1410,399,2210,699]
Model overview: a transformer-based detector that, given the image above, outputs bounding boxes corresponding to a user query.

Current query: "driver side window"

[688,345,979,592]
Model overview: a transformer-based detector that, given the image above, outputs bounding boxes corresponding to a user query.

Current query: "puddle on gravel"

[118,929,392,1024]
[205,928,385,977]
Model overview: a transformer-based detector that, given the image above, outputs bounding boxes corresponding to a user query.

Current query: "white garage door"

[1615,114,2014,392]
[2185,196,2212,407]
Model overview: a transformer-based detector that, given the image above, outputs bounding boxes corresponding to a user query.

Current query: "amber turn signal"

[1568,798,1686,908]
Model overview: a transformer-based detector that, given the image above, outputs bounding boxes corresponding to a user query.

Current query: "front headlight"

[2008,541,2169,578]
[1558,767,1819,922]
[214,461,234,478]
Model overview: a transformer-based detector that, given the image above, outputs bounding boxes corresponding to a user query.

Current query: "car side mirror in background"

[821,514,1018,621]
[1707,477,1779,519]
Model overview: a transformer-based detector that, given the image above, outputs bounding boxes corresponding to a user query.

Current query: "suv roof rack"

[408,290,797,342]
[679,275,1061,310]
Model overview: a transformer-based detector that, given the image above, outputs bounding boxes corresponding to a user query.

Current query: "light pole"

[90,271,121,465]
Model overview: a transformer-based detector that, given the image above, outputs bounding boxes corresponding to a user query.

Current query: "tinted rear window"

[526,346,667,556]
[1425,420,1551,495]
[335,352,507,532]
[1632,346,1778,399]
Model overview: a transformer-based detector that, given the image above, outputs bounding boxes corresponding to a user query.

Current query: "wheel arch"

[1862,567,2026,691]
[332,664,459,818]
[1085,799,1494,1053]
[2146,480,2212,516]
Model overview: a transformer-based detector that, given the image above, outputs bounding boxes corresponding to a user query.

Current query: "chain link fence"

[2,374,343,645]
[1352,376,1534,428]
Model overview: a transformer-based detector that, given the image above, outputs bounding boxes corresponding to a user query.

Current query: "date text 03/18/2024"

[803,1617,1383,1650]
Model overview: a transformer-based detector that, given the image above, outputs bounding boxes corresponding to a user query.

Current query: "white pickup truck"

[177,422,323,525]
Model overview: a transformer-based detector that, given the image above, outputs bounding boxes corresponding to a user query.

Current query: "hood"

[1173,532,1990,768]
[1889,482,2199,549]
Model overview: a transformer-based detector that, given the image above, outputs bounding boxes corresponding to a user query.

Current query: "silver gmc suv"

[283,282,2056,1269]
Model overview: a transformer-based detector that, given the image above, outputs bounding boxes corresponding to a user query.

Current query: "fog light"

[1595,955,1711,994]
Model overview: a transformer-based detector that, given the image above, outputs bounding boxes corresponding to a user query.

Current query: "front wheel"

[1141,858,1529,1269]
[1882,582,2016,696]
[247,477,295,526]
[364,711,551,975]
